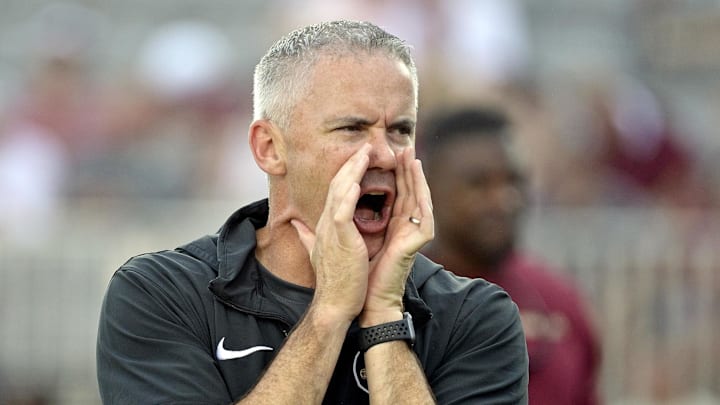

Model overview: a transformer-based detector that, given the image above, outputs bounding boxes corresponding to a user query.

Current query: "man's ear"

[248,119,286,176]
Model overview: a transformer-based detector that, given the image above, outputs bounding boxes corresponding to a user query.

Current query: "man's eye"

[337,125,362,132]
[390,126,413,136]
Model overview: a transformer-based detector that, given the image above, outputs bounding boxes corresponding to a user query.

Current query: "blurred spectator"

[281,0,439,65]
[70,20,266,201]
[585,75,712,208]
[0,2,108,245]
[476,83,597,207]
[0,122,67,246]
[438,0,530,100]
[8,2,110,159]
[135,20,235,104]
[554,74,717,208]
[421,106,602,405]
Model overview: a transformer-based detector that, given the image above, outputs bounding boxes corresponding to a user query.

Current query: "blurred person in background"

[584,75,713,208]
[421,106,601,405]
[69,19,265,201]
[96,20,528,404]
[0,120,66,247]
[433,0,530,106]
[0,3,108,246]
[5,2,109,158]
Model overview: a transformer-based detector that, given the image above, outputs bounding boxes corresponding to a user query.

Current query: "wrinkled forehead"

[306,53,416,111]
[301,48,417,96]
[312,50,418,105]
[269,49,418,136]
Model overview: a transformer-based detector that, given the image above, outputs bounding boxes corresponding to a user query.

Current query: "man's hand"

[291,143,373,323]
[288,144,437,405]
[292,144,434,325]
[362,146,434,325]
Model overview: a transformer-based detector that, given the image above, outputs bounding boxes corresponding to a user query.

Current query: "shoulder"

[118,233,218,284]
[414,254,520,329]
[105,235,219,311]
[113,252,204,296]
[415,254,512,300]
[97,239,230,403]
[411,256,528,402]
[99,239,222,346]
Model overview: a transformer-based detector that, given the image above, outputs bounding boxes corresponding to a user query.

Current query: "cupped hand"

[362,147,434,324]
[291,144,373,323]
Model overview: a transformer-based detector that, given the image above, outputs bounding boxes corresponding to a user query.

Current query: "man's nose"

[367,129,397,170]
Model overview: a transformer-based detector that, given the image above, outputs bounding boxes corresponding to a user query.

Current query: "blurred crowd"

[1,1,719,403]
[1,0,718,246]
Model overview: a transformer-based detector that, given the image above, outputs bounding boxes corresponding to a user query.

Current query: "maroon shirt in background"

[481,253,602,405]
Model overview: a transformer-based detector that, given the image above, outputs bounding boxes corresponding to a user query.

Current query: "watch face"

[404,312,416,344]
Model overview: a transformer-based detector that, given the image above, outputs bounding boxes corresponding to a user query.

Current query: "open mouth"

[355,192,387,222]
[353,171,395,235]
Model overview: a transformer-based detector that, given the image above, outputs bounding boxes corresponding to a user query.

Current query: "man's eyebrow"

[323,116,416,131]
[388,118,416,130]
[324,116,375,128]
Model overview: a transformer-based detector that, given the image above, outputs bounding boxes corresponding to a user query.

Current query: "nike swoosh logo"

[216,337,273,360]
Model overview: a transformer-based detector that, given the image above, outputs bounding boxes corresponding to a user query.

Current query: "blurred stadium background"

[1,0,719,403]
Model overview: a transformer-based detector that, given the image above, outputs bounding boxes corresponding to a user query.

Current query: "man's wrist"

[358,312,416,352]
[306,304,355,333]
[359,309,404,328]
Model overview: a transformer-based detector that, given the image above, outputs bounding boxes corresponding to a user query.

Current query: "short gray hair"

[252,20,418,130]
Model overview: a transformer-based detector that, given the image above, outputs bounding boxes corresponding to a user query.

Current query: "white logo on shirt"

[353,351,369,394]
[216,337,273,360]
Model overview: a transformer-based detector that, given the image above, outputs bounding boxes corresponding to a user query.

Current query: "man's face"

[429,135,525,265]
[281,52,417,258]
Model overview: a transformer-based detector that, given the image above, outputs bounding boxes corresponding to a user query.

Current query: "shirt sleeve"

[96,264,231,405]
[429,283,529,405]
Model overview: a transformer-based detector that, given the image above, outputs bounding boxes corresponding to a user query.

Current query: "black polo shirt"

[97,199,528,404]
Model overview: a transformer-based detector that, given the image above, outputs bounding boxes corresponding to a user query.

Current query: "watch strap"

[358,312,415,352]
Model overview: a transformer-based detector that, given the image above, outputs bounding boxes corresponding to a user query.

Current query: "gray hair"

[252,20,418,131]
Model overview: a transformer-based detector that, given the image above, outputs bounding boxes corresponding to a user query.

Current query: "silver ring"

[409,216,421,225]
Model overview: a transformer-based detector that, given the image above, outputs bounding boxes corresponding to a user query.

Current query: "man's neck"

[255,223,316,289]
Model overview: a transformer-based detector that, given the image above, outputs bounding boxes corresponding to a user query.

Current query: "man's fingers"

[290,219,315,254]
[403,148,417,212]
[413,159,432,214]
[416,163,435,241]
[335,183,362,226]
[323,143,370,216]
[331,144,371,191]
[393,147,415,216]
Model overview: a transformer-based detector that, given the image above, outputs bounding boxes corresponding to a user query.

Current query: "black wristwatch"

[358,312,416,352]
